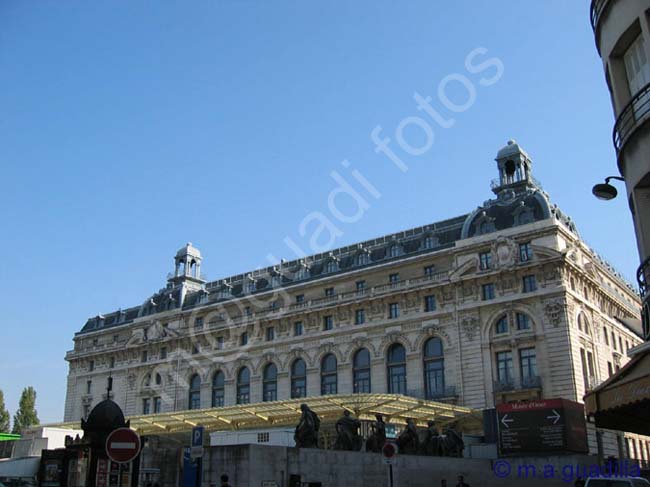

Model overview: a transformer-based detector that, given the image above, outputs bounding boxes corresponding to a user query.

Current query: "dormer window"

[356,253,370,266]
[246,279,257,294]
[422,236,435,250]
[388,245,402,258]
[324,260,339,274]
[295,266,310,280]
[271,275,282,288]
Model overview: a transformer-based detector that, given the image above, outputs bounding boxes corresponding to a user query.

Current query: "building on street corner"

[62,141,648,462]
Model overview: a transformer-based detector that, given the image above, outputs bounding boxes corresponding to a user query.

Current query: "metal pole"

[389,464,394,487]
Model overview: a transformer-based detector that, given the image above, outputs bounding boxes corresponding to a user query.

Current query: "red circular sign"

[106,427,141,464]
[382,442,397,458]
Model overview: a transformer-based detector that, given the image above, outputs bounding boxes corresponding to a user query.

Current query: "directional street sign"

[496,399,588,455]
[190,426,204,459]
[106,427,141,464]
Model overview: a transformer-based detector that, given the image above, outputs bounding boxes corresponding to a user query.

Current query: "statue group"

[294,404,464,458]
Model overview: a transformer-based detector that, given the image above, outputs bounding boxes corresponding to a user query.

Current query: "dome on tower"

[496,139,529,160]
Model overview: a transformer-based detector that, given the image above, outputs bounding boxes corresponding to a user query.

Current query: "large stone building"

[64,141,647,459]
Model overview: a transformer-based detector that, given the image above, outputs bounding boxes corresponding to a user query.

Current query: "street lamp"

[592,176,625,200]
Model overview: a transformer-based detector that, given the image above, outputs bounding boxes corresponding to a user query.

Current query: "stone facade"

[63,142,647,459]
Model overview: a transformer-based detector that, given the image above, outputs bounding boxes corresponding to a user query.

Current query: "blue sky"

[0,1,635,423]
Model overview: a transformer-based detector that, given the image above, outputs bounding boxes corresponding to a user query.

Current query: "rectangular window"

[89,360,95,372]
[325,287,335,297]
[323,315,333,331]
[141,351,148,363]
[92,338,98,347]
[608,361,613,377]
[142,398,151,415]
[216,337,224,349]
[519,242,533,262]
[496,351,513,383]
[194,317,204,329]
[389,303,400,319]
[240,332,248,346]
[424,295,436,312]
[516,313,531,330]
[424,265,435,277]
[266,327,275,341]
[479,252,492,270]
[389,273,400,285]
[245,306,252,316]
[153,397,162,414]
[355,309,366,325]
[192,345,199,355]
[603,327,609,346]
[356,280,366,292]
[612,332,617,350]
[519,348,538,380]
[296,294,305,304]
[482,283,495,301]
[160,347,167,360]
[619,336,624,352]
[522,275,537,293]
[624,34,650,97]
[113,334,119,343]
[580,348,589,391]
[294,321,303,336]
[86,380,92,395]
[109,357,115,369]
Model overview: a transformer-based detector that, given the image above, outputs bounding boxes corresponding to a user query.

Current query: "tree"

[0,390,9,433]
[12,387,39,435]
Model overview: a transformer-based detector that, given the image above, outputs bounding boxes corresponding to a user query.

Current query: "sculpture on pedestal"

[333,410,362,451]
[365,413,386,453]
[294,404,320,448]
[396,418,419,454]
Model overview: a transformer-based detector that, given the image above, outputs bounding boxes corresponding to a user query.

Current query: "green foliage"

[12,387,39,435]
[0,390,9,433]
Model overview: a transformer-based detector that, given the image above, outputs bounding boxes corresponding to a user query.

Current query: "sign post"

[382,442,397,487]
[191,426,205,487]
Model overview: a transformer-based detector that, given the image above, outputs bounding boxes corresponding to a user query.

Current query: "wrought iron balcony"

[590,0,611,32]
[613,83,650,153]
[494,375,542,393]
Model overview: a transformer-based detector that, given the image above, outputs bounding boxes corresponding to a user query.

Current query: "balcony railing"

[590,0,611,32]
[493,375,542,393]
[613,82,650,153]
[406,386,457,401]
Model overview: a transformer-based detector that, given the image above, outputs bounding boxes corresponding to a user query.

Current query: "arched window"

[237,367,250,404]
[212,371,225,407]
[495,315,509,334]
[263,363,278,402]
[387,344,407,394]
[353,348,371,393]
[291,359,307,399]
[188,374,201,410]
[143,373,151,387]
[423,338,445,399]
[155,373,162,386]
[321,354,338,395]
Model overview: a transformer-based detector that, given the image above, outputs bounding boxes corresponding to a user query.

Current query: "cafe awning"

[584,344,650,436]
[43,393,482,436]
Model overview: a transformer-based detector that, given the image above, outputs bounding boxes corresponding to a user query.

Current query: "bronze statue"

[365,413,386,453]
[396,418,419,455]
[423,420,442,456]
[443,423,464,458]
[334,410,362,451]
[294,404,320,448]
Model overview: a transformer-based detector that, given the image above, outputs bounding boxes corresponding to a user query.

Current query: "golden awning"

[44,393,482,436]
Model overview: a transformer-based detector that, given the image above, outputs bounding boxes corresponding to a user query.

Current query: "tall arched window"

[212,370,225,408]
[237,367,250,404]
[188,374,201,410]
[321,354,338,395]
[424,338,445,399]
[353,348,371,393]
[291,359,307,398]
[387,343,407,394]
[263,363,278,402]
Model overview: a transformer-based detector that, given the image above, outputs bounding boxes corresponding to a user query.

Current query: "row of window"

[602,324,634,353]
[185,339,446,410]
[481,275,537,301]
[479,242,533,271]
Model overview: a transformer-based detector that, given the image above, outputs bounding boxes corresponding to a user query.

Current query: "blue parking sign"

[191,426,204,458]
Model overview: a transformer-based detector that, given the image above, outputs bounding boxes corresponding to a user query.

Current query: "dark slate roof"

[76,177,584,335]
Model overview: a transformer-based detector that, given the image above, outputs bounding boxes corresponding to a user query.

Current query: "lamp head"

[592,182,618,200]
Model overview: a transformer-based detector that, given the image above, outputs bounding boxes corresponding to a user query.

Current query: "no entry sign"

[106,427,141,464]
[382,442,397,464]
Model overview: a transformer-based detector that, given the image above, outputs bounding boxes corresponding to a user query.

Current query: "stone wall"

[202,444,599,487]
